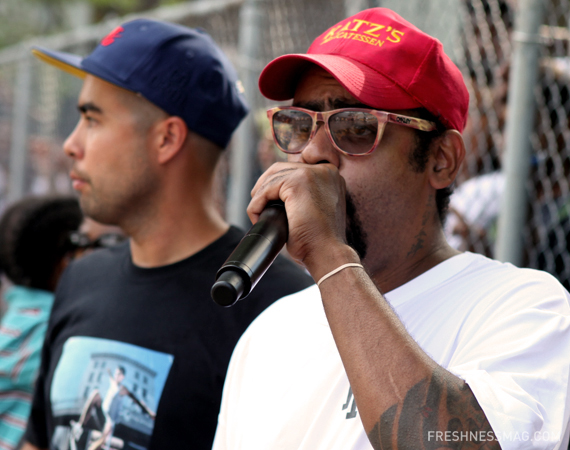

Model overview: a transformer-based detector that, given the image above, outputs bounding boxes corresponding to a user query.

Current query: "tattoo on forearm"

[367,368,501,449]
[369,404,397,450]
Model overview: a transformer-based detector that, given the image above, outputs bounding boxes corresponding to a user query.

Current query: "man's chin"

[78,199,113,226]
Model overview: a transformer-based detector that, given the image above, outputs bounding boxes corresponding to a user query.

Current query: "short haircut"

[116,87,169,133]
[0,196,83,290]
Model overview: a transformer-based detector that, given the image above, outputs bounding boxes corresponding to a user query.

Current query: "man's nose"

[298,123,340,166]
[63,121,84,159]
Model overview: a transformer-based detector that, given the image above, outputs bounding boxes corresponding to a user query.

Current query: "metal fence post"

[226,0,264,229]
[8,52,32,203]
[494,0,545,264]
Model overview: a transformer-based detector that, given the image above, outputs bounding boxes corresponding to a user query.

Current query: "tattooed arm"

[368,369,500,449]
[316,246,501,450]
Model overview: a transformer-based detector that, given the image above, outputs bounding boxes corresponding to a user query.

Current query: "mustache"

[70,168,91,183]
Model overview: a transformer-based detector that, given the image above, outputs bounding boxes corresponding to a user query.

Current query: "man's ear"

[429,130,465,189]
[154,116,188,164]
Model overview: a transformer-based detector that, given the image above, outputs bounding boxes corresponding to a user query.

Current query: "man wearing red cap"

[213,8,570,450]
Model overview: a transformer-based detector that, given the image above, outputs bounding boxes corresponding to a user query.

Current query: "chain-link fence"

[0,0,569,287]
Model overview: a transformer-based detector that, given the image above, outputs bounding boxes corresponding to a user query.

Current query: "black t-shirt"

[25,226,313,449]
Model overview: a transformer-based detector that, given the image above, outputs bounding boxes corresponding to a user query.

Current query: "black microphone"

[211,201,288,307]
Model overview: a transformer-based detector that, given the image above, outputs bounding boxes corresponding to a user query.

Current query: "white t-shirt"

[213,252,570,450]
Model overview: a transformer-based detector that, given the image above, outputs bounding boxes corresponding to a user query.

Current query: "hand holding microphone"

[211,161,349,307]
[211,201,288,307]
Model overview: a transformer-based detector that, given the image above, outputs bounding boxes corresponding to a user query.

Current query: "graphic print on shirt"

[342,386,358,419]
[48,336,173,450]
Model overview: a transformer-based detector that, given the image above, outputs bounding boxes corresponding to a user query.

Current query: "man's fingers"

[248,162,345,223]
[248,164,299,223]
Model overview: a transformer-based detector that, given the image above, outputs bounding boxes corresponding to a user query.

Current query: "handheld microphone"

[211,201,288,307]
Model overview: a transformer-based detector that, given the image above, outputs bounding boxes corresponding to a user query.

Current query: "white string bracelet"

[317,263,364,287]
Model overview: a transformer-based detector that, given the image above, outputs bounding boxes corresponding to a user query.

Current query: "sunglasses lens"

[272,110,313,153]
[329,111,379,155]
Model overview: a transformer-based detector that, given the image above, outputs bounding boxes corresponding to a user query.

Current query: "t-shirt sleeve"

[447,274,570,450]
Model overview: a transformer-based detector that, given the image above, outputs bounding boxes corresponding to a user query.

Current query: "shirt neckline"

[385,252,476,307]
[120,226,243,282]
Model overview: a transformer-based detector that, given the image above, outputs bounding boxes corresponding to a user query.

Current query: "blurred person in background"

[447,57,570,291]
[445,0,514,255]
[68,216,125,259]
[23,18,312,450]
[444,62,509,255]
[0,195,82,450]
[530,56,570,290]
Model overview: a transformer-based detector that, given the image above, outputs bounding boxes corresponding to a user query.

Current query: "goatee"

[345,192,367,260]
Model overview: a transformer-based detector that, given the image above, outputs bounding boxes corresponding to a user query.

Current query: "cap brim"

[259,53,421,110]
[31,47,87,79]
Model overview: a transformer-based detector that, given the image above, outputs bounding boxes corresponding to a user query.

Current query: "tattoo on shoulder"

[367,367,501,449]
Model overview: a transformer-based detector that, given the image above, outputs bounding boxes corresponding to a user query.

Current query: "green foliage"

[0,0,186,50]
[85,0,140,11]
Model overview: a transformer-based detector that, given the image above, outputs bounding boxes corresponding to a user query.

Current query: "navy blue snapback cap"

[32,19,249,148]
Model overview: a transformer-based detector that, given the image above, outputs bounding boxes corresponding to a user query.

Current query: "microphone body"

[211,201,288,307]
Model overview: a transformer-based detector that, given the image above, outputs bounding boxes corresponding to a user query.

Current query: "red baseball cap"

[259,8,469,131]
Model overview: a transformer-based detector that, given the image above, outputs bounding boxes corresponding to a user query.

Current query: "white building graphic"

[54,351,158,435]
